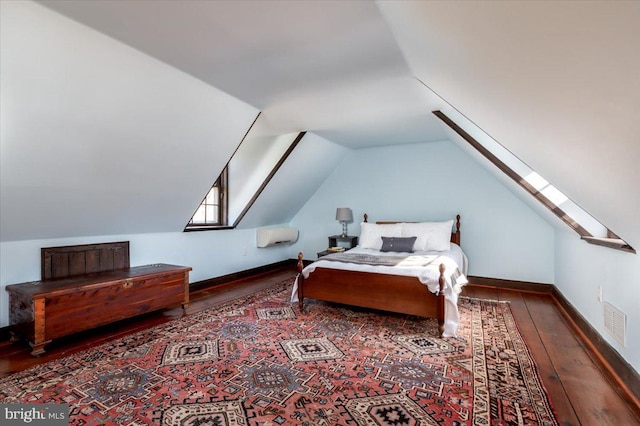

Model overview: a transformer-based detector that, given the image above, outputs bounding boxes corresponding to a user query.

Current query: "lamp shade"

[335,208,353,222]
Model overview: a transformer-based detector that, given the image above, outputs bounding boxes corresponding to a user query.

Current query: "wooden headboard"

[363,213,461,246]
[41,241,130,280]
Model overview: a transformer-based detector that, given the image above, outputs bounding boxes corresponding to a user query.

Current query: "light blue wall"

[0,228,292,327]
[290,140,554,283]
[555,230,640,374]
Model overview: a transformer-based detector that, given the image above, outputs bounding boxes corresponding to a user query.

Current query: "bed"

[293,214,468,337]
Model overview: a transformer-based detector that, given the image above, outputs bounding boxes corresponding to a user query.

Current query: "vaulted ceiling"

[2,1,639,248]
[37,0,449,148]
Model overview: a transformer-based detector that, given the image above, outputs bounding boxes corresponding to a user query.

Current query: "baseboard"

[470,275,640,409]
[0,326,11,342]
[467,275,554,293]
[551,287,640,409]
[189,259,297,292]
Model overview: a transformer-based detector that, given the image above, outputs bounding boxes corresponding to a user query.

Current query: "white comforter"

[291,244,468,337]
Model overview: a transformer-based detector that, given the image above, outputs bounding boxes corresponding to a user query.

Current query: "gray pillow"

[380,236,417,253]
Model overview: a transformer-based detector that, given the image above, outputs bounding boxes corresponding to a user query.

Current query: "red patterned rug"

[1,279,558,425]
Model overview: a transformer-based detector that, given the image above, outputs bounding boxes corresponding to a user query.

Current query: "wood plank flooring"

[1,267,639,425]
[463,285,640,425]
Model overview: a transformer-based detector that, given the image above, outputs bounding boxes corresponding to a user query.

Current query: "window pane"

[206,187,218,204]
[540,185,568,206]
[192,205,206,223]
[205,204,217,223]
[523,172,548,191]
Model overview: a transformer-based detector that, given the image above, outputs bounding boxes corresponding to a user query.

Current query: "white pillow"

[359,222,402,250]
[401,220,453,251]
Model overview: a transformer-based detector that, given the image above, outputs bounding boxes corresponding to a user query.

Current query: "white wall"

[238,133,349,230]
[555,230,640,374]
[290,140,554,283]
[228,132,299,224]
[0,228,294,327]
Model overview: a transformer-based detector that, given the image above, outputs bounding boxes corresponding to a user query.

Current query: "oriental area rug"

[0,279,558,425]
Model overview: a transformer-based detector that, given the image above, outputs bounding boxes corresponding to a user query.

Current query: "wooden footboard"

[296,253,447,336]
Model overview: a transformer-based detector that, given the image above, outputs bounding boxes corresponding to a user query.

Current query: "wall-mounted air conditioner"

[256,227,299,248]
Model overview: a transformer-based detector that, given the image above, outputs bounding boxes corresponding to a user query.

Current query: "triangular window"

[186,167,228,229]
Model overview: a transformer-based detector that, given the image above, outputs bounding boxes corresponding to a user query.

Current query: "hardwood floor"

[1,267,639,425]
[463,285,640,425]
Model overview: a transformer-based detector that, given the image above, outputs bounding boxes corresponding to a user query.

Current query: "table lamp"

[335,208,353,237]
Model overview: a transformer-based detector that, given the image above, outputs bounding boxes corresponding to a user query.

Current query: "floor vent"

[604,302,626,347]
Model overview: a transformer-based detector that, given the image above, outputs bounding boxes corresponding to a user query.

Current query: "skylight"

[523,172,548,191]
[434,108,634,253]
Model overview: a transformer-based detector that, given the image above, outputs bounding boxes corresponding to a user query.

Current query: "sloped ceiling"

[2,1,638,248]
[377,0,640,248]
[36,0,449,148]
[0,1,259,242]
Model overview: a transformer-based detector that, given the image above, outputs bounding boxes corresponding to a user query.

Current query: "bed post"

[297,252,305,312]
[437,263,446,337]
[455,214,461,245]
[363,213,368,223]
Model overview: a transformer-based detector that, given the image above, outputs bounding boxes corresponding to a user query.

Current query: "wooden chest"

[6,263,191,356]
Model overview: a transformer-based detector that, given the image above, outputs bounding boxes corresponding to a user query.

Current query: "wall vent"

[603,302,626,347]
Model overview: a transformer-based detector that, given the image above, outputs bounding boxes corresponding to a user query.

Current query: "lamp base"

[341,222,348,237]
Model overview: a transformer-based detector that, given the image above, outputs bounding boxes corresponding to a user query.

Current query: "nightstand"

[316,250,333,258]
[317,235,359,259]
[328,235,358,249]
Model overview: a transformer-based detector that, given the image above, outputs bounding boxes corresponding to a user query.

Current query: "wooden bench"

[5,241,191,356]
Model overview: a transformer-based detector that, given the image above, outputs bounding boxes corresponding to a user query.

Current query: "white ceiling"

[8,0,639,247]
[37,0,449,148]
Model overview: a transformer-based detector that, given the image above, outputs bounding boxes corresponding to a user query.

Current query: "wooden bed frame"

[296,214,461,336]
